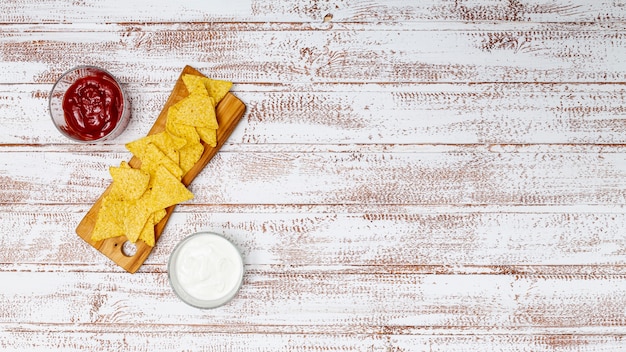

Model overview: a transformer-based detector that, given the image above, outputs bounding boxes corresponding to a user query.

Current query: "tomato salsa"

[61,70,125,141]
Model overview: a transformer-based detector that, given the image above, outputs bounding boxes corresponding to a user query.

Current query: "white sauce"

[170,233,243,306]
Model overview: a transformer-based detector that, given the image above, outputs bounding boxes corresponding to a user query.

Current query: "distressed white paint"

[1,0,626,351]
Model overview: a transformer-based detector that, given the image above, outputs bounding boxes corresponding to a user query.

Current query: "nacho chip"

[126,131,186,165]
[152,208,167,223]
[122,199,153,243]
[138,216,156,247]
[169,94,218,129]
[108,163,150,201]
[137,209,167,247]
[196,127,217,147]
[182,74,209,96]
[91,196,153,243]
[91,197,125,242]
[200,76,232,104]
[137,143,184,180]
[146,166,194,212]
[166,107,201,145]
[178,141,205,175]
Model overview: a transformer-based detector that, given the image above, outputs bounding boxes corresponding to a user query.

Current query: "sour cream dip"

[168,232,244,308]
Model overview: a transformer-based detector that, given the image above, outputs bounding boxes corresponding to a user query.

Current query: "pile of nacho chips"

[91,74,233,247]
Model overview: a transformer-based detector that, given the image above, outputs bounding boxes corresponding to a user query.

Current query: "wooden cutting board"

[75,65,246,273]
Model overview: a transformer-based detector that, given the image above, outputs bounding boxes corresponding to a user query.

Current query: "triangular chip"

[137,210,162,247]
[137,209,168,247]
[179,141,205,175]
[126,131,186,165]
[169,94,218,129]
[166,107,201,145]
[200,76,232,104]
[182,74,209,96]
[196,126,217,147]
[91,195,152,243]
[108,163,150,201]
[152,208,167,224]
[146,166,194,212]
[122,199,153,243]
[138,217,156,247]
[137,143,184,180]
[91,197,125,242]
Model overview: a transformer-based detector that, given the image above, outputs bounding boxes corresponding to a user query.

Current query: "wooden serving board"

[75,65,246,273]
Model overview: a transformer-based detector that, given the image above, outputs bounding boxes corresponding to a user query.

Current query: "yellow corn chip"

[91,197,125,242]
[108,163,150,201]
[179,142,205,175]
[196,126,217,147]
[91,196,152,243]
[137,209,167,247]
[138,217,156,247]
[137,143,184,180]
[146,166,194,212]
[166,107,201,144]
[152,208,167,223]
[182,74,209,96]
[126,131,186,165]
[169,94,218,129]
[200,76,232,104]
[122,199,153,243]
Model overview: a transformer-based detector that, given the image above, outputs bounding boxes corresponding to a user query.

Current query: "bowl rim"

[48,65,130,143]
[167,231,245,309]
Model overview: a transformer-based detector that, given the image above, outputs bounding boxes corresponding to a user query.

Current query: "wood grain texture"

[1,331,623,352]
[0,0,625,23]
[2,150,626,206]
[1,271,625,330]
[3,83,626,145]
[1,0,625,350]
[1,205,625,271]
[0,27,625,85]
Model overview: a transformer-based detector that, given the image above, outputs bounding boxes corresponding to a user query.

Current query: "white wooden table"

[1,1,625,350]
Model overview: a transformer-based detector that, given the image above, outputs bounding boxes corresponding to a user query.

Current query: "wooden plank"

[0,1,624,350]
[0,29,625,84]
[2,150,626,206]
[0,0,625,23]
[4,83,626,146]
[0,271,625,330]
[1,206,626,270]
[0,329,624,351]
[73,66,245,273]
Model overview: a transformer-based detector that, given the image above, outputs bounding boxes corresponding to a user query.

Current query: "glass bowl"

[168,232,244,309]
[49,65,130,142]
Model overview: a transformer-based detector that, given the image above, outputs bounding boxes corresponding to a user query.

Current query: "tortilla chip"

[166,108,201,145]
[152,208,167,223]
[122,200,153,243]
[91,196,152,244]
[108,163,150,201]
[169,94,218,129]
[146,166,194,212]
[91,197,125,242]
[126,131,186,165]
[196,127,217,147]
[137,143,184,180]
[179,142,205,174]
[200,76,232,104]
[182,74,209,96]
[137,208,167,247]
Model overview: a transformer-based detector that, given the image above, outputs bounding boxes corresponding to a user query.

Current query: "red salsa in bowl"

[49,66,130,142]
